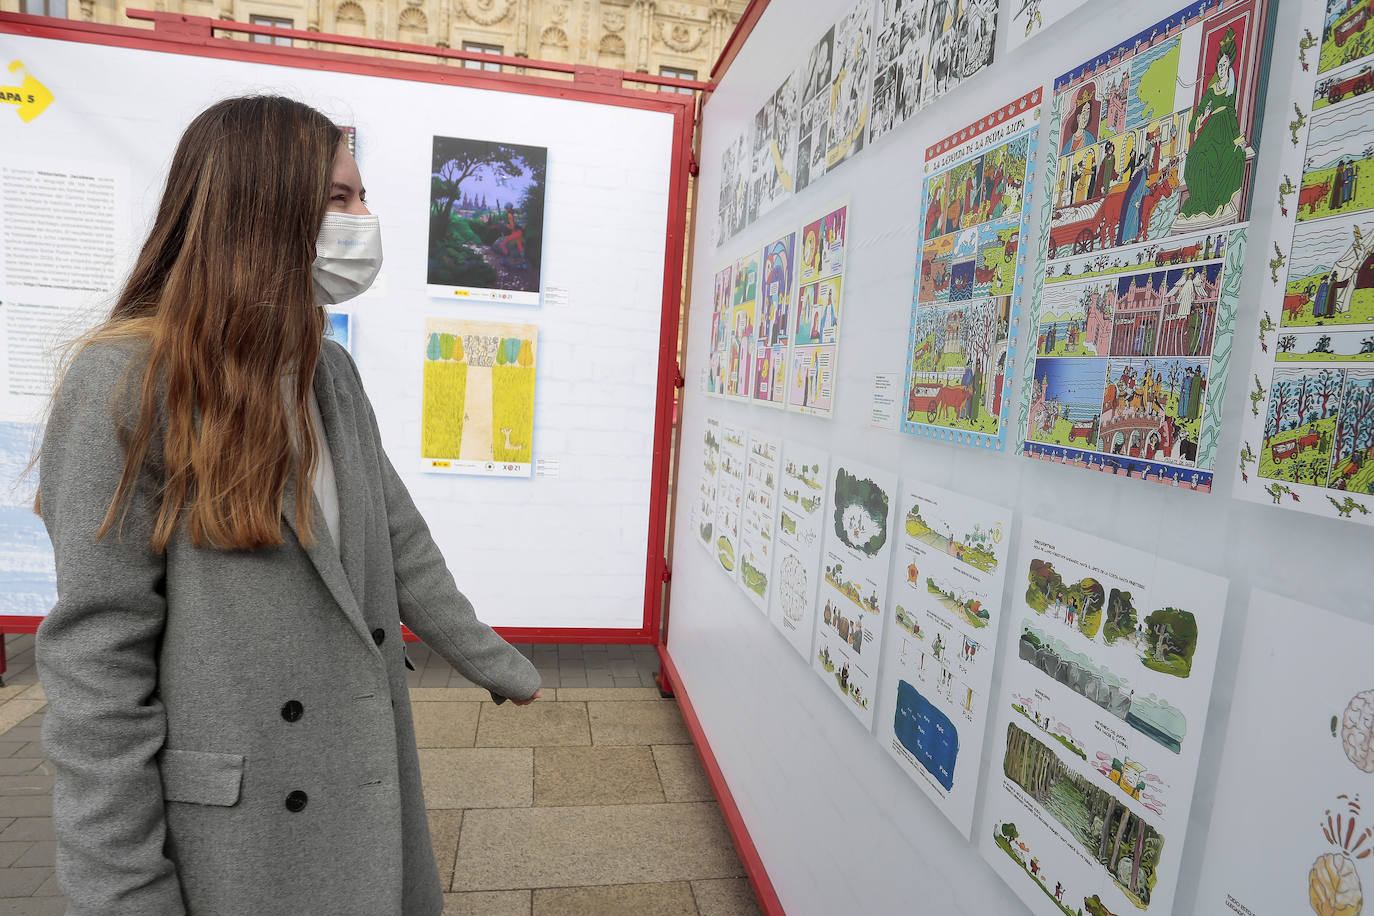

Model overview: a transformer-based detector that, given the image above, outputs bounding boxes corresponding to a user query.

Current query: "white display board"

[0,27,676,631]
[669,0,1374,914]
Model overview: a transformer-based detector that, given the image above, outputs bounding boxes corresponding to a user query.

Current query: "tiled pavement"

[0,635,761,916]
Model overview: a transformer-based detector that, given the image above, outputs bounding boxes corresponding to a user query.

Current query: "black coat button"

[281,700,303,722]
[285,790,308,812]
[372,628,386,645]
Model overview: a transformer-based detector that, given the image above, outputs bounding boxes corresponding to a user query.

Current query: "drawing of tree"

[426,333,441,361]
[1278,334,1297,353]
[1297,374,1316,428]
[1142,607,1198,678]
[517,339,534,367]
[1335,377,1374,467]
[439,333,455,360]
[1317,368,1342,417]
[453,335,466,363]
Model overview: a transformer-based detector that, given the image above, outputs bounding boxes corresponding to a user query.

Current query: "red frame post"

[0,10,698,647]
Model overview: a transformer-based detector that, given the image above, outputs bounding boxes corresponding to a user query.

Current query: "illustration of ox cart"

[1048,195,1125,259]
[908,380,970,423]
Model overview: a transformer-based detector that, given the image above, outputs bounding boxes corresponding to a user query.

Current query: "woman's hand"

[509,689,543,707]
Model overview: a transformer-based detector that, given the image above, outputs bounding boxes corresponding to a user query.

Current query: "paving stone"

[11,841,53,869]
[0,742,24,759]
[584,670,616,688]
[446,673,479,689]
[453,802,744,891]
[0,866,51,898]
[427,810,463,891]
[0,773,53,795]
[613,677,647,689]
[0,819,53,843]
[442,890,531,916]
[532,881,697,916]
[475,702,589,748]
[533,746,665,807]
[0,704,47,740]
[589,701,690,746]
[556,688,665,702]
[0,759,42,776]
[555,672,587,688]
[419,748,532,809]
[411,687,554,703]
[0,728,42,745]
[0,796,51,819]
[0,688,31,703]
[0,842,29,868]
[606,645,633,659]
[2,896,67,915]
[9,745,44,760]
[17,687,45,702]
[31,871,61,896]
[556,645,582,659]
[651,745,713,803]
[609,660,639,678]
[693,878,761,916]
[411,702,481,748]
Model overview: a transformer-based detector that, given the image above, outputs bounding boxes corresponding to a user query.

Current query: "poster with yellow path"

[422,317,537,478]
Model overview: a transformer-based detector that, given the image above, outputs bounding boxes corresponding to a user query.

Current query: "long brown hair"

[47,95,341,551]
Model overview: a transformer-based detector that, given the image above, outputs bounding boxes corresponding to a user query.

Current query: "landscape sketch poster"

[427,136,547,306]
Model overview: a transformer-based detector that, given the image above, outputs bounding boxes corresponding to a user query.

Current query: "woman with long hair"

[34,95,540,915]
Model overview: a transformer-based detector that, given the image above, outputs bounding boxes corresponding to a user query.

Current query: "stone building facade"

[5,0,745,81]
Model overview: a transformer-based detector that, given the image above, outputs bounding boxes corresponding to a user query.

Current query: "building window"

[250,15,293,45]
[659,66,697,94]
[21,0,66,17]
[463,42,503,72]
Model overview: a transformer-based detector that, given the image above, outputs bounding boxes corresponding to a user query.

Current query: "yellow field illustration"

[422,317,537,477]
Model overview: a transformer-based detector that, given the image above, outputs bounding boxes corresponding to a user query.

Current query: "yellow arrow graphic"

[2,61,53,123]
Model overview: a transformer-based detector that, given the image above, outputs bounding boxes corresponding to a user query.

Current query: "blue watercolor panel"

[894,679,959,792]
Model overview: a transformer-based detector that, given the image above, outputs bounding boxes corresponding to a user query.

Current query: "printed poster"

[737,432,782,612]
[752,73,801,220]
[979,517,1228,916]
[1007,0,1091,54]
[824,0,875,173]
[712,424,748,579]
[1016,0,1274,493]
[1237,0,1374,525]
[0,421,54,615]
[882,478,1012,838]
[717,129,752,246]
[796,24,836,194]
[870,0,1000,146]
[707,263,733,398]
[812,458,896,728]
[768,443,830,659]
[902,90,1042,450]
[1196,589,1374,916]
[789,203,848,418]
[753,232,797,408]
[726,252,761,400]
[421,318,537,478]
[426,136,547,305]
[692,417,722,556]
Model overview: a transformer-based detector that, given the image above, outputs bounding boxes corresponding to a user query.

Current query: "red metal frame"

[0,9,697,646]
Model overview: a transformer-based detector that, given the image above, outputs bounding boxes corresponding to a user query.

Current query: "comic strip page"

[707,264,732,398]
[1237,0,1374,525]
[738,432,783,612]
[753,232,797,408]
[713,424,748,579]
[881,478,1012,837]
[768,443,831,659]
[692,418,722,556]
[1017,0,1273,493]
[789,203,849,417]
[902,91,1041,450]
[869,0,1000,147]
[979,517,1227,916]
[1007,0,1091,55]
[726,253,761,401]
[812,459,897,729]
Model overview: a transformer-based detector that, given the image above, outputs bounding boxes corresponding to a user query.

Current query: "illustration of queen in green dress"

[1181,29,1252,219]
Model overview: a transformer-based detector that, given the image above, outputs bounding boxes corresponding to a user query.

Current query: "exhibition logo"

[2,61,53,123]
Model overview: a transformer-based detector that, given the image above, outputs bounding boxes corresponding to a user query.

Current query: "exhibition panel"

[0,12,692,638]
[668,0,1374,914]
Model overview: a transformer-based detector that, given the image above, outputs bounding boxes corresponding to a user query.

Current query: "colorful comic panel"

[753,233,797,407]
[903,91,1041,451]
[1020,0,1273,493]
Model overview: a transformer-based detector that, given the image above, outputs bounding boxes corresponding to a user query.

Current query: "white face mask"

[313,212,383,305]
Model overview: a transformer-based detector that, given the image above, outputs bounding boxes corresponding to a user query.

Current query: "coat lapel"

[279,357,375,653]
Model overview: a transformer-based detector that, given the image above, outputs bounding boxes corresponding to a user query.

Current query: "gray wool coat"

[35,339,541,916]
